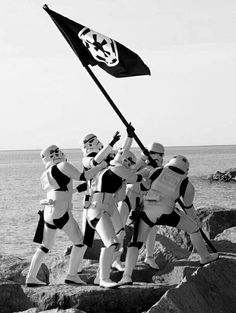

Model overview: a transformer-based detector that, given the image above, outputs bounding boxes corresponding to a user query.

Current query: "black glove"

[142,148,149,157]
[105,153,115,164]
[126,123,135,138]
[109,131,121,146]
[148,157,158,169]
[129,210,140,223]
[83,194,91,209]
[76,182,88,193]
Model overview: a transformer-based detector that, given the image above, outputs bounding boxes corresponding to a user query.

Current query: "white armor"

[118,155,219,286]
[41,145,66,169]
[147,167,187,202]
[111,149,137,170]
[147,142,165,167]
[80,133,103,157]
[40,170,60,192]
[26,146,88,287]
[165,155,189,174]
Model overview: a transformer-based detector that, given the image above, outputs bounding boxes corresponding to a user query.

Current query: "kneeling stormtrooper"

[119,155,219,285]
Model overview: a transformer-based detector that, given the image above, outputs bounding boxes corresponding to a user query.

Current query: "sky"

[1,0,236,150]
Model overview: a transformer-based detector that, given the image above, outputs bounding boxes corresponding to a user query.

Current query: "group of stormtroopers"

[26,128,219,288]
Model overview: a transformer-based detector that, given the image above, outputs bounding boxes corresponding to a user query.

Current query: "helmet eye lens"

[50,148,59,154]
[83,136,96,145]
[149,151,164,157]
[88,138,95,143]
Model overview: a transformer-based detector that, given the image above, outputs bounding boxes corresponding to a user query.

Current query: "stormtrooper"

[79,128,134,277]
[118,155,219,286]
[26,145,106,287]
[86,143,144,288]
[117,142,165,270]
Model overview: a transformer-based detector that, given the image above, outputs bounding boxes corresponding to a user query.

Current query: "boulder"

[0,255,29,284]
[198,207,236,239]
[207,168,236,182]
[0,254,49,286]
[146,257,236,313]
[16,309,86,313]
[1,206,236,313]
[0,281,32,313]
[23,283,169,313]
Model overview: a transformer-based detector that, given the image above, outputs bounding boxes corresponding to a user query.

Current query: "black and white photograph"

[1,1,236,312]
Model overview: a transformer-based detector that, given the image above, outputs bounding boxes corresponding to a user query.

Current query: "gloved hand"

[83,194,91,209]
[129,210,140,223]
[126,123,135,138]
[149,158,158,169]
[76,182,88,193]
[40,199,54,206]
[109,131,121,146]
[105,151,116,164]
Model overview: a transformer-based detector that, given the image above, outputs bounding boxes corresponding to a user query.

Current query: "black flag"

[43,5,151,78]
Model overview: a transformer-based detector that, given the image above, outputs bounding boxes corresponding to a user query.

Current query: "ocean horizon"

[1,143,236,152]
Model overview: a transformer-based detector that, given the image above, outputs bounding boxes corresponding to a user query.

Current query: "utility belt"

[92,192,115,205]
[144,191,175,208]
[46,190,72,202]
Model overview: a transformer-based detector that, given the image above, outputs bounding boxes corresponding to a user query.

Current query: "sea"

[1,145,236,261]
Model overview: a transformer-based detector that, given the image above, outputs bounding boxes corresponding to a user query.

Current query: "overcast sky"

[1,0,236,150]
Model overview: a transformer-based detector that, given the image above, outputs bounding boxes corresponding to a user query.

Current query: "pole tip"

[43,4,49,11]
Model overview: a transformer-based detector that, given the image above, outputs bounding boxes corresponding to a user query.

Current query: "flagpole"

[43,5,154,163]
[82,63,155,165]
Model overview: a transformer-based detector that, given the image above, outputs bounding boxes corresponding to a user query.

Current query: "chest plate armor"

[40,165,70,192]
[41,169,60,192]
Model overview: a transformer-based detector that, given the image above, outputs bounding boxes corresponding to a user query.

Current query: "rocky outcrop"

[145,222,236,313]
[1,206,236,313]
[0,281,33,313]
[207,168,236,182]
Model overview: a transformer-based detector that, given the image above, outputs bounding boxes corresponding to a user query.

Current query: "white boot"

[65,274,86,285]
[25,276,47,287]
[65,245,86,285]
[112,250,125,272]
[190,231,219,266]
[26,248,47,287]
[99,246,117,288]
[118,246,139,286]
[93,269,100,285]
[200,253,219,266]
[144,256,160,270]
[144,227,159,269]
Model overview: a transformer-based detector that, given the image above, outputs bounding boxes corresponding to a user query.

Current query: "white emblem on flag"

[78,27,119,67]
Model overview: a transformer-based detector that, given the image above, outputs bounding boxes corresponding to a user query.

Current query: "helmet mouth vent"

[127,157,136,165]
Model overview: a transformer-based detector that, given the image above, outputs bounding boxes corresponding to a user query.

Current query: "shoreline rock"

[1,206,236,313]
[207,168,236,182]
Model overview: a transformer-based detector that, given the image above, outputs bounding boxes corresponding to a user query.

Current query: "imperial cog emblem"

[78,27,119,67]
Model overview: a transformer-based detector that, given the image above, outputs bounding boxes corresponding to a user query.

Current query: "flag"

[43,5,151,78]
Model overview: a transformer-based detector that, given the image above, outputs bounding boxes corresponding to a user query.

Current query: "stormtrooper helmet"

[80,133,103,157]
[40,145,66,169]
[111,149,136,169]
[165,155,189,174]
[147,142,165,167]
